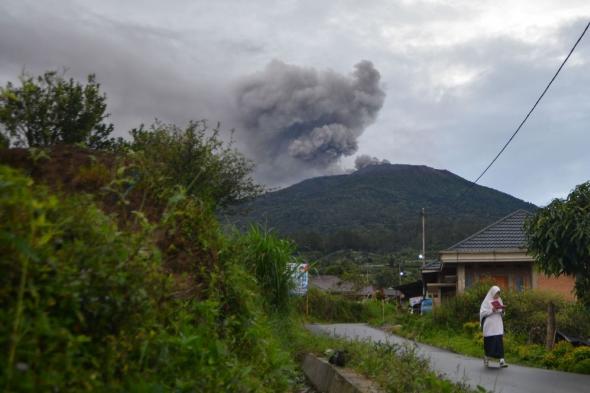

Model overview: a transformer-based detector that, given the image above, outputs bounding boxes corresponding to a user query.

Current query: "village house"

[423,209,576,305]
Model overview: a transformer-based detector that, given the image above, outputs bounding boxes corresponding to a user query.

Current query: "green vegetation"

[0,71,114,148]
[0,162,297,391]
[1,68,563,391]
[283,323,482,393]
[127,120,263,207]
[295,287,398,323]
[236,226,297,312]
[525,181,590,306]
[379,283,590,374]
[226,163,536,257]
[0,156,492,391]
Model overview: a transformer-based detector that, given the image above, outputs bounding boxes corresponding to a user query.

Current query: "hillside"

[225,163,537,254]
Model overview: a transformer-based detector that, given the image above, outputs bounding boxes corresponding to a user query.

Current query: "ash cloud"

[354,154,390,170]
[234,60,385,183]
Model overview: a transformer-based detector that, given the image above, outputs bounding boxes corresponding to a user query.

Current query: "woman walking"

[480,285,508,368]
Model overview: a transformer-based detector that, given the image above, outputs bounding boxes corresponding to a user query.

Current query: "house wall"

[533,272,576,301]
[460,262,532,293]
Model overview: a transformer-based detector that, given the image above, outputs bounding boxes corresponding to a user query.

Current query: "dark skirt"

[483,335,504,358]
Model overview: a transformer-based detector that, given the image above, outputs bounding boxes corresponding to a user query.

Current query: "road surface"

[308,323,590,393]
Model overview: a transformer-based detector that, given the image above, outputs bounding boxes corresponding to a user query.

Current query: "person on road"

[479,285,508,368]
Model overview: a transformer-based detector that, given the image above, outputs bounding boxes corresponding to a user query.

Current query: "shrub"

[462,321,480,336]
[572,346,590,362]
[74,162,112,189]
[236,226,296,313]
[557,302,590,339]
[0,165,297,391]
[298,288,370,322]
[543,341,574,369]
[128,120,262,207]
[0,165,165,390]
[572,359,590,374]
[516,344,545,362]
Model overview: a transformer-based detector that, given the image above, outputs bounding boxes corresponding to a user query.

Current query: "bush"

[557,302,590,339]
[235,226,297,313]
[0,165,165,390]
[432,281,491,328]
[543,341,573,369]
[462,321,480,336]
[298,288,370,322]
[0,165,298,391]
[128,120,262,207]
[516,344,545,362]
[572,359,590,374]
[433,282,585,346]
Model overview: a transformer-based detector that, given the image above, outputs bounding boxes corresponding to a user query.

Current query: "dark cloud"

[234,60,385,183]
[1,0,588,204]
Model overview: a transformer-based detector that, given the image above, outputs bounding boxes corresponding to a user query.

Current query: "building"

[424,209,575,305]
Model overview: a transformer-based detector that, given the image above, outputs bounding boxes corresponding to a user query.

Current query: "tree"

[525,181,590,305]
[0,71,114,148]
[129,120,263,207]
[0,132,8,149]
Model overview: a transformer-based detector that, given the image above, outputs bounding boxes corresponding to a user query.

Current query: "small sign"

[289,263,309,296]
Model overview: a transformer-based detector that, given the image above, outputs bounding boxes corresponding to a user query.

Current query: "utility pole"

[421,208,426,265]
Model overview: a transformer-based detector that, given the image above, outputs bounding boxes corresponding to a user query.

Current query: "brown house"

[424,210,575,305]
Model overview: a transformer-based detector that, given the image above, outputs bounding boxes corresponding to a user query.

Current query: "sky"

[1,0,589,206]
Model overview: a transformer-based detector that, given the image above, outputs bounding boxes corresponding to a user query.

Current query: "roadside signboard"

[289,263,309,296]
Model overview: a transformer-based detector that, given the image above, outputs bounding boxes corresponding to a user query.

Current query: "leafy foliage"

[283,322,482,393]
[0,162,296,391]
[235,227,297,312]
[0,133,8,148]
[128,120,263,207]
[0,165,164,390]
[0,71,114,148]
[228,163,536,254]
[386,282,590,373]
[525,181,590,305]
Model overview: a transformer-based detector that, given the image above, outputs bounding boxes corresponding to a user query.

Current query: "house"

[424,209,576,305]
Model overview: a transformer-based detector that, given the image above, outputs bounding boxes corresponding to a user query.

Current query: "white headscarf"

[479,285,502,324]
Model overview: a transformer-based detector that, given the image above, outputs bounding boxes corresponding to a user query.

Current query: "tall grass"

[238,226,296,313]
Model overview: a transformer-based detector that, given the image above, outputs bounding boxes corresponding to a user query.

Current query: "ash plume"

[234,60,385,184]
[354,155,391,170]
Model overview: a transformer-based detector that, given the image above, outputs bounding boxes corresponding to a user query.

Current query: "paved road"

[308,323,590,393]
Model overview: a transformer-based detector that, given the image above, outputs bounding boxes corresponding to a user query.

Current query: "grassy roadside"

[367,284,590,374]
[273,313,487,393]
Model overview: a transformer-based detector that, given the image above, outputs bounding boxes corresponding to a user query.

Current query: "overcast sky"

[1,0,589,206]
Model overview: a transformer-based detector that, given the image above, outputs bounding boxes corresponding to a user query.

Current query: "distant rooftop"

[444,209,533,252]
[421,260,442,272]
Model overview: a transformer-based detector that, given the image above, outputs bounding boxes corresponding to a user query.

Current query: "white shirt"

[482,308,504,337]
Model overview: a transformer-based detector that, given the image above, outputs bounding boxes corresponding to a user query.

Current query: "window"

[465,273,473,289]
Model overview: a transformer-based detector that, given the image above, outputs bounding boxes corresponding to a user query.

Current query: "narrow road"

[308,323,590,393]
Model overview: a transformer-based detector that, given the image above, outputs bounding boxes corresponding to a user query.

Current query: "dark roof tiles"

[446,209,532,251]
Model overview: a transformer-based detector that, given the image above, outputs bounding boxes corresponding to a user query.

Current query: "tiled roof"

[445,209,532,252]
[421,260,442,271]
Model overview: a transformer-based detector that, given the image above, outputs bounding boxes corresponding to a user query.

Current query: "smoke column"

[235,60,386,184]
[354,155,391,170]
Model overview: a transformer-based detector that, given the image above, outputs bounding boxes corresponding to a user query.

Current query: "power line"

[459,21,590,197]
